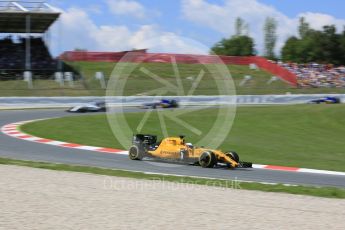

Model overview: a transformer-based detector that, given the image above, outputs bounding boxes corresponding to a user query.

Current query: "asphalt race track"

[1,109,345,188]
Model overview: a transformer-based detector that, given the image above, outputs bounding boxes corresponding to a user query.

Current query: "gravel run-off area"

[0,165,344,230]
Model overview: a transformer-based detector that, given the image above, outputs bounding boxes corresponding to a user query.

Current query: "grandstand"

[0,0,73,80]
[280,62,345,88]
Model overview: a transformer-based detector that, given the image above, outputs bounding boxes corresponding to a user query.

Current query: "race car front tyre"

[129,145,143,160]
[226,151,239,163]
[199,151,217,168]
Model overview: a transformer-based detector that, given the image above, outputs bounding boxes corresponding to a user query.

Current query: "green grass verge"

[0,157,344,199]
[2,61,345,96]
[21,104,345,172]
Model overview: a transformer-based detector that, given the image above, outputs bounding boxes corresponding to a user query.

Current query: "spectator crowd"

[0,36,57,79]
[280,62,345,88]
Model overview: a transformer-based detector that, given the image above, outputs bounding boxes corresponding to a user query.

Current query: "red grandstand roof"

[0,1,60,33]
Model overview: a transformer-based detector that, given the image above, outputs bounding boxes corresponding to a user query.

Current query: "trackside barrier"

[59,51,298,86]
[1,95,344,109]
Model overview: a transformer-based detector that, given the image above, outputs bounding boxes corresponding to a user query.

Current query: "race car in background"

[67,101,106,113]
[308,96,341,104]
[141,99,179,109]
[128,134,252,169]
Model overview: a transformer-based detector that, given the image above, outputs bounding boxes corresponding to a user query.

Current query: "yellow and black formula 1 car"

[128,134,252,169]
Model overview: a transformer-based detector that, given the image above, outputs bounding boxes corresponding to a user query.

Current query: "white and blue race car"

[67,101,106,113]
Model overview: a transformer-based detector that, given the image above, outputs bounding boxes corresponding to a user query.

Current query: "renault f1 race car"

[67,101,106,113]
[129,134,252,169]
[141,99,179,109]
[308,96,341,104]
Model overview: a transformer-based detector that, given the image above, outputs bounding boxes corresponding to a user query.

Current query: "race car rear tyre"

[199,151,217,168]
[129,145,143,160]
[226,151,239,163]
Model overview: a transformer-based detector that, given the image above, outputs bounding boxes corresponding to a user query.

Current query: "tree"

[74,48,87,52]
[211,17,254,56]
[243,23,250,36]
[298,17,310,39]
[282,30,324,63]
[296,31,319,63]
[281,22,345,64]
[235,17,249,36]
[281,36,300,62]
[321,25,341,64]
[340,27,345,64]
[235,17,244,36]
[211,35,255,56]
[263,17,278,59]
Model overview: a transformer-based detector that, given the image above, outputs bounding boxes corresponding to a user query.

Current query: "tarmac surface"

[0,108,345,188]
